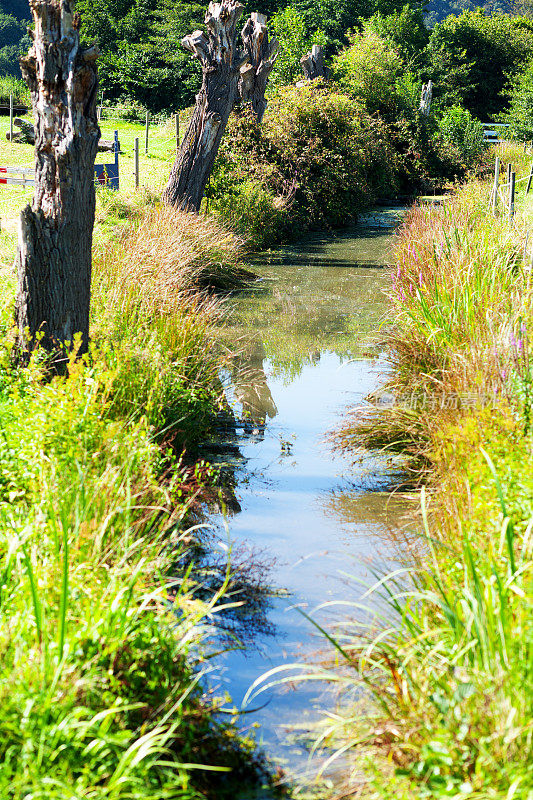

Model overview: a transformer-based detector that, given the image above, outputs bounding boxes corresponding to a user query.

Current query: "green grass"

[0,114,190,236]
[0,171,269,795]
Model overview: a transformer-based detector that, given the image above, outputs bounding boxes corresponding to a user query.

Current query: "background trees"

[425,10,533,118]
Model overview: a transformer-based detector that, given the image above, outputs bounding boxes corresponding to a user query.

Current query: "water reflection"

[208,215,414,789]
[230,340,278,432]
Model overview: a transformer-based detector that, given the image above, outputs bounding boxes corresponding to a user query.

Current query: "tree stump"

[419,81,433,117]
[15,0,99,365]
[163,0,247,212]
[300,45,329,82]
[239,12,278,123]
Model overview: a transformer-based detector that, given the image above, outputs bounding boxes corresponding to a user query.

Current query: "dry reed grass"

[335,174,533,479]
[93,205,252,319]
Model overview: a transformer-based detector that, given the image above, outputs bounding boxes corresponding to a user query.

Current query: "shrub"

[332,27,403,115]
[438,105,485,167]
[212,85,398,245]
[0,74,30,105]
[209,178,290,251]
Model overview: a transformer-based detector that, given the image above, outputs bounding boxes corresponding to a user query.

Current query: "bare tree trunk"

[239,12,278,124]
[162,0,246,212]
[300,45,329,81]
[15,0,99,365]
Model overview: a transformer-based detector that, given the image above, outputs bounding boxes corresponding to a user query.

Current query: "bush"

[209,178,290,251]
[438,105,485,167]
[212,85,398,246]
[332,27,403,115]
[101,99,147,122]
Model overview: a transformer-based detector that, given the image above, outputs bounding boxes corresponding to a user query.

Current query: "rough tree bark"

[162,0,247,212]
[300,45,329,82]
[7,116,114,150]
[239,12,278,123]
[15,0,99,364]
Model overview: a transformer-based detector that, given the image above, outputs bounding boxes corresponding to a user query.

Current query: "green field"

[0,114,191,230]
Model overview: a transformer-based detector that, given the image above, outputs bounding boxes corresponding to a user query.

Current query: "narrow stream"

[203,210,412,792]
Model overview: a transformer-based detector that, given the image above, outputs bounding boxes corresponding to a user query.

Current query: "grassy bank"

[302,145,533,799]
[0,203,276,797]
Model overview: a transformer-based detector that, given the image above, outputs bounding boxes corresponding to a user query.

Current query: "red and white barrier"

[0,166,34,186]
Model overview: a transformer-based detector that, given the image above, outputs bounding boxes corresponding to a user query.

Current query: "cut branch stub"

[300,44,329,82]
[239,12,278,123]
[163,0,247,212]
[15,0,99,365]
[419,80,433,117]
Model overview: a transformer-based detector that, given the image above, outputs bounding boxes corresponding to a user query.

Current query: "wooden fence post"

[144,111,149,155]
[134,137,139,188]
[175,113,179,150]
[526,161,533,195]
[509,172,516,219]
[492,156,500,216]
[9,94,13,145]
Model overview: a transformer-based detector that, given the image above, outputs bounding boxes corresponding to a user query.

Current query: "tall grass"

[0,207,264,796]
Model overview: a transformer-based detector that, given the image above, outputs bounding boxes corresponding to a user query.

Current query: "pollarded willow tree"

[162,0,248,212]
[239,12,278,123]
[15,0,99,366]
[300,44,329,82]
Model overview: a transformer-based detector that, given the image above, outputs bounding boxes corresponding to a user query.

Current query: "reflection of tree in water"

[169,535,280,649]
[230,340,277,435]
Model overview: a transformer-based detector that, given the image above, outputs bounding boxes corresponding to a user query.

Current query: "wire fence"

[488,154,533,219]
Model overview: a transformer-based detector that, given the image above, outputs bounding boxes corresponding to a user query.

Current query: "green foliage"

[0,73,29,104]
[367,5,429,66]
[438,104,485,165]
[426,10,533,120]
[77,0,203,112]
[269,6,326,87]
[0,11,30,78]
[503,57,533,141]
[331,27,470,191]
[208,177,289,250]
[0,208,265,794]
[290,0,370,47]
[305,165,533,799]
[333,27,403,114]
[212,85,398,248]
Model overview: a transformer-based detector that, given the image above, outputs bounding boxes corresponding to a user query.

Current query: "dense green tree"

[269,6,325,86]
[426,10,533,119]
[502,57,533,139]
[368,6,429,66]
[76,0,204,111]
[0,12,30,77]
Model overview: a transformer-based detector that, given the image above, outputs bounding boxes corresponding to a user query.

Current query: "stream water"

[202,210,413,793]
